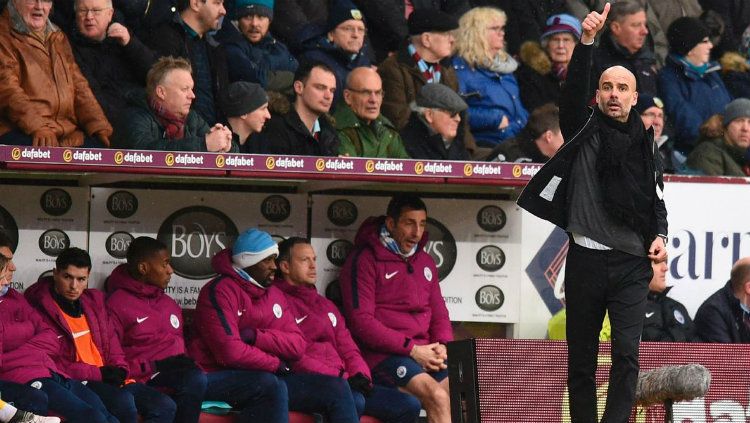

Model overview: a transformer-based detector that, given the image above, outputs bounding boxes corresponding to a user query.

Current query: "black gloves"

[240,327,257,345]
[347,372,372,396]
[155,354,198,373]
[275,360,291,376]
[100,365,127,386]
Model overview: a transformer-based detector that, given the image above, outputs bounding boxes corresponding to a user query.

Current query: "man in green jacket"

[686,98,750,176]
[334,67,410,158]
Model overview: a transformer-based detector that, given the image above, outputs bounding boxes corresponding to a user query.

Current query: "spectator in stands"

[340,194,453,423]
[255,61,340,156]
[299,0,370,109]
[635,94,679,173]
[355,0,469,62]
[335,68,409,158]
[192,229,361,422]
[270,0,329,52]
[274,237,422,423]
[146,0,228,125]
[401,83,471,160]
[516,13,582,112]
[700,0,750,59]
[69,0,155,127]
[719,50,750,99]
[452,7,528,148]
[25,248,177,423]
[0,234,116,423]
[115,56,236,152]
[490,103,563,163]
[686,99,750,176]
[642,257,698,342]
[378,9,478,158]
[659,17,731,153]
[106,236,208,423]
[0,0,112,148]
[593,1,658,97]
[216,0,298,89]
[221,81,271,153]
[695,256,750,343]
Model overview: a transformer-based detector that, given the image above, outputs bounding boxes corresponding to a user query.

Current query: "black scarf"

[595,107,656,244]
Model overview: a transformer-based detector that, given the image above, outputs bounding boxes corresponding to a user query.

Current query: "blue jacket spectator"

[299,0,370,109]
[694,257,750,343]
[452,7,528,148]
[215,0,298,88]
[658,17,732,153]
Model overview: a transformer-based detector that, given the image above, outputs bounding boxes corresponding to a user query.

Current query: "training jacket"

[25,277,128,382]
[339,216,452,368]
[105,264,186,382]
[189,249,305,373]
[274,279,370,379]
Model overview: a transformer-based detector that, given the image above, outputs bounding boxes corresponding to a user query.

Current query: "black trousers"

[565,242,652,423]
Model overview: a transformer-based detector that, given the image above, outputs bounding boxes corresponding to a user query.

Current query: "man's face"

[546,33,576,64]
[648,260,668,293]
[238,13,269,44]
[247,255,277,286]
[536,129,564,159]
[295,67,336,116]
[386,208,427,254]
[141,249,173,290]
[344,71,383,123]
[75,0,114,41]
[156,69,195,119]
[329,19,365,54]
[596,66,638,122]
[640,106,664,138]
[282,243,317,287]
[53,265,90,301]
[425,109,461,141]
[0,247,16,286]
[14,0,52,32]
[725,117,750,149]
[424,31,455,60]
[245,103,271,133]
[197,0,225,32]
[610,11,648,53]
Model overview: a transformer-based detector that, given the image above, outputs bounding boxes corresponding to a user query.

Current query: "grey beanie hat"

[221,81,268,117]
[723,98,750,126]
[416,83,467,113]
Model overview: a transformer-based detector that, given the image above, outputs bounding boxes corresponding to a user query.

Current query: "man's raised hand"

[581,2,610,44]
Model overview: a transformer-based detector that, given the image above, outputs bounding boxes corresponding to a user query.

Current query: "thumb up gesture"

[581,2,610,44]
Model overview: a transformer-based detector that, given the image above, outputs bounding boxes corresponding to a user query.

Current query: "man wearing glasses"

[334,67,409,158]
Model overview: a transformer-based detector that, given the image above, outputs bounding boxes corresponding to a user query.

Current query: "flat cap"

[416,83,467,113]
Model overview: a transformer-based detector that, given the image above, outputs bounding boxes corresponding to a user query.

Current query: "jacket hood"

[211,248,269,296]
[273,278,318,300]
[24,275,54,303]
[720,51,749,73]
[106,263,164,299]
[353,216,429,256]
[519,41,552,75]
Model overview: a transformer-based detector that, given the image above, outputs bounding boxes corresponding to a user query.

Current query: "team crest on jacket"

[424,267,433,282]
[673,309,685,324]
[273,303,283,318]
[31,381,42,389]
[328,312,337,327]
[170,314,180,329]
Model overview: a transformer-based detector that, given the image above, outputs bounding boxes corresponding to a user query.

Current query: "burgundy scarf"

[149,97,186,139]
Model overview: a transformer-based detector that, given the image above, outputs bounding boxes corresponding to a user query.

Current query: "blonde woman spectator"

[452,7,528,148]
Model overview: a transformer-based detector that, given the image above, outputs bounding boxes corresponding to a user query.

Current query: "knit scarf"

[379,224,417,258]
[409,43,441,83]
[552,62,568,81]
[149,97,186,139]
[595,107,656,243]
[485,53,518,74]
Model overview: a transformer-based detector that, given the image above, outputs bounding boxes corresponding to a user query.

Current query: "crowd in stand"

[1,0,750,174]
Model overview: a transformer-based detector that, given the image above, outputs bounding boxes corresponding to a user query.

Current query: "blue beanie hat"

[326,0,364,32]
[236,0,274,19]
[541,14,582,41]
[232,228,278,268]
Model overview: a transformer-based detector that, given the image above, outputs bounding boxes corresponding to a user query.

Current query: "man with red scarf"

[114,56,236,152]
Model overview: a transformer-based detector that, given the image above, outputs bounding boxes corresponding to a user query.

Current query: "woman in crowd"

[452,7,528,148]
[516,13,582,112]
[658,16,732,154]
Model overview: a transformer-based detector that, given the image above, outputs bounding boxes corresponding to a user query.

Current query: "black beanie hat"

[326,0,364,32]
[220,81,268,117]
[667,17,709,57]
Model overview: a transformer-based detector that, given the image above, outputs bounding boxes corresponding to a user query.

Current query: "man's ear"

[137,261,148,278]
[423,109,435,124]
[385,216,396,233]
[155,85,167,101]
[631,90,639,107]
[293,80,304,96]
